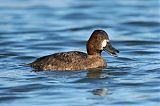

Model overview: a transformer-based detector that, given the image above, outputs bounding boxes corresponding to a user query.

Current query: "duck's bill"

[103,42,119,57]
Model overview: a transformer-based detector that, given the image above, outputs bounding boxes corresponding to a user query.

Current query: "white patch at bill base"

[101,39,108,48]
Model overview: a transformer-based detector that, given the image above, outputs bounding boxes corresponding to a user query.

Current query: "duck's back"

[28,51,89,70]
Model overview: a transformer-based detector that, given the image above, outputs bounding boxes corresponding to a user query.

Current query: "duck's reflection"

[86,68,108,78]
[90,88,108,96]
[32,68,108,78]
[31,68,110,96]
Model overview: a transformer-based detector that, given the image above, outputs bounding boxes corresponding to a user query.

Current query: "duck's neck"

[87,49,102,56]
[86,40,102,56]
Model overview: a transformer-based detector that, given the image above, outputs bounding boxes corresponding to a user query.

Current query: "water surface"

[0,0,160,106]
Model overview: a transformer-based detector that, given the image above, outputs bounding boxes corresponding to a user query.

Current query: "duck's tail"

[19,63,31,67]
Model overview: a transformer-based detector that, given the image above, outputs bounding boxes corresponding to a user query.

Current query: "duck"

[25,30,119,71]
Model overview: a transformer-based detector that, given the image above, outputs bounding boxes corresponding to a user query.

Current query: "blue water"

[0,0,160,106]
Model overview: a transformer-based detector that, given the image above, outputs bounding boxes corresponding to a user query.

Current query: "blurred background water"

[0,0,160,106]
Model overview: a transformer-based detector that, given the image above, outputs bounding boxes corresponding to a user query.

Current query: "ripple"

[127,50,159,55]
[146,68,160,73]
[115,40,160,46]
[0,0,159,106]
[121,21,160,27]
[0,52,19,58]
[14,56,36,60]
[0,30,56,35]
[113,101,138,105]
[7,84,50,93]
[117,82,145,86]
[117,57,135,61]
[61,13,96,20]
[0,96,27,102]
[67,24,111,31]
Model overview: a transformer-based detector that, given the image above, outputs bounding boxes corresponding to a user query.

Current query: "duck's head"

[87,30,119,56]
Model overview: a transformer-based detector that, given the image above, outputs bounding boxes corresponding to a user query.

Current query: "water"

[0,0,160,106]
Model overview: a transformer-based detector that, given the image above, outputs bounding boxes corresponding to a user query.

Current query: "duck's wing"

[27,51,87,68]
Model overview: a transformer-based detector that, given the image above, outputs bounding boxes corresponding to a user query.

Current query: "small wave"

[121,21,160,27]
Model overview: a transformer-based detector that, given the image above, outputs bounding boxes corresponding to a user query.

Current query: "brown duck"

[25,30,119,71]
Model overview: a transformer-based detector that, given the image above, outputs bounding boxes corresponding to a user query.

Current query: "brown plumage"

[25,30,119,71]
